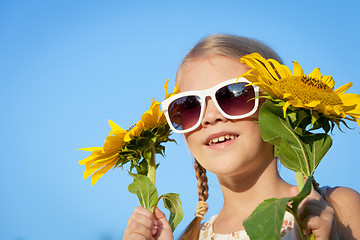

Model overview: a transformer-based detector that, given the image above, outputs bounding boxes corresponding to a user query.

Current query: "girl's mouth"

[206,134,239,146]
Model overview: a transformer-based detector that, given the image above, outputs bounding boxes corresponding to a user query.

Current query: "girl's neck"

[215,158,293,231]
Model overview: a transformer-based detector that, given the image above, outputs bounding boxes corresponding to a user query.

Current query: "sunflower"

[240,53,360,126]
[79,100,166,185]
[124,79,178,141]
[124,99,167,141]
[78,120,127,185]
[79,80,178,185]
[164,78,179,99]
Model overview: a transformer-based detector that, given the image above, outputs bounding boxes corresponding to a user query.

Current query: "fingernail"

[152,226,157,235]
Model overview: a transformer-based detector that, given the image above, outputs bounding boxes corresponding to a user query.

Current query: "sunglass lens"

[216,83,255,116]
[168,95,201,131]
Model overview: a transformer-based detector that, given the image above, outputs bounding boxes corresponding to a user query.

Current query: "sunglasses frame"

[162,77,260,134]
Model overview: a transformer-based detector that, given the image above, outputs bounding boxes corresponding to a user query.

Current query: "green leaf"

[124,144,138,151]
[259,101,311,176]
[244,177,312,240]
[128,174,158,211]
[244,197,291,240]
[301,134,332,176]
[157,124,166,136]
[288,177,312,215]
[318,118,331,133]
[310,111,320,127]
[135,159,148,175]
[277,139,304,172]
[136,137,150,149]
[159,193,183,232]
[143,148,153,164]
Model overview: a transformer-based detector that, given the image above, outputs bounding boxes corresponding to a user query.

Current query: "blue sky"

[1,1,359,239]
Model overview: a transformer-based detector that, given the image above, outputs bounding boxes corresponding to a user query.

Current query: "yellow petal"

[84,167,98,180]
[305,100,321,108]
[355,117,360,127]
[91,162,116,185]
[86,157,116,169]
[108,119,126,135]
[164,79,171,99]
[282,101,291,118]
[164,79,179,99]
[283,93,292,99]
[141,99,162,128]
[340,93,360,106]
[334,82,353,95]
[292,61,305,76]
[79,155,95,165]
[268,59,292,78]
[85,151,118,165]
[93,152,118,164]
[78,147,103,152]
[321,75,335,89]
[241,53,280,81]
[341,94,360,117]
[103,136,125,151]
[308,68,321,79]
[128,121,144,139]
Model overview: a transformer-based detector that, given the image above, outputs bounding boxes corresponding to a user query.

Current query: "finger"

[133,206,157,221]
[124,221,155,240]
[307,188,323,200]
[123,232,153,240]
[128,213,156,234]
[131,207,157,228]
[299,201,334,221]
[299,196,334,218]
[153,208,172,236]
[154,207,167,221]
[299,204,321,220]
[300,215,332,239]
[298,200,335,239]
[298,188,328,212]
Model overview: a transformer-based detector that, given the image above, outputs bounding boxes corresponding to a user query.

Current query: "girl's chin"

[201,157,249,174]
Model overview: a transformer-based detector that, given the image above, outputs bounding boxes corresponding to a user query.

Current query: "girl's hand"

[123,207,174,240]
[291,186,336,240]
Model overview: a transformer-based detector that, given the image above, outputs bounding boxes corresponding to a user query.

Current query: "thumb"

[154,207,172,230]
[154,207,167,221]
[290,185,299,197]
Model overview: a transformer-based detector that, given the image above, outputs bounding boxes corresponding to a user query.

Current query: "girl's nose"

[201,97,228,127]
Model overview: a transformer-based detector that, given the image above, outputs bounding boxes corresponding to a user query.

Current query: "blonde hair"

[177,34,283,240]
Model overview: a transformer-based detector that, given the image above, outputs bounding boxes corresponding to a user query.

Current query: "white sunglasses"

[162,77,259,134]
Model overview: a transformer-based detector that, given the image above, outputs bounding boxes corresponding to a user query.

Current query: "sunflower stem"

[287,206,307,240]
[147,142,156,186]
[295,171,305,192]
[294,173,316,240]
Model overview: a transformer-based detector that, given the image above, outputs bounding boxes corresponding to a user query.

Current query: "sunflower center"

[277,76,342,106]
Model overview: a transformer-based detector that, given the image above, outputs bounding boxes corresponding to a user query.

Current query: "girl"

[123,34,360,240]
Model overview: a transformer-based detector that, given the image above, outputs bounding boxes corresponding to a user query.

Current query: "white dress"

[199,211,296,240]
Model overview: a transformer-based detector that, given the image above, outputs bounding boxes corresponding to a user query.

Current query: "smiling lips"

[207,134,239,146]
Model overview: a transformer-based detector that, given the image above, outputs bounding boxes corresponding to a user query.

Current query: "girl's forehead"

[177,56,250,92]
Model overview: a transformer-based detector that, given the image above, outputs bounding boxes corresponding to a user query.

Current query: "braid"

[179,159,209,240]
[195,160,209,202]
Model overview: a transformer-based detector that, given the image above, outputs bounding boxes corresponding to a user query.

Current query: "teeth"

[208,135,237,145]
